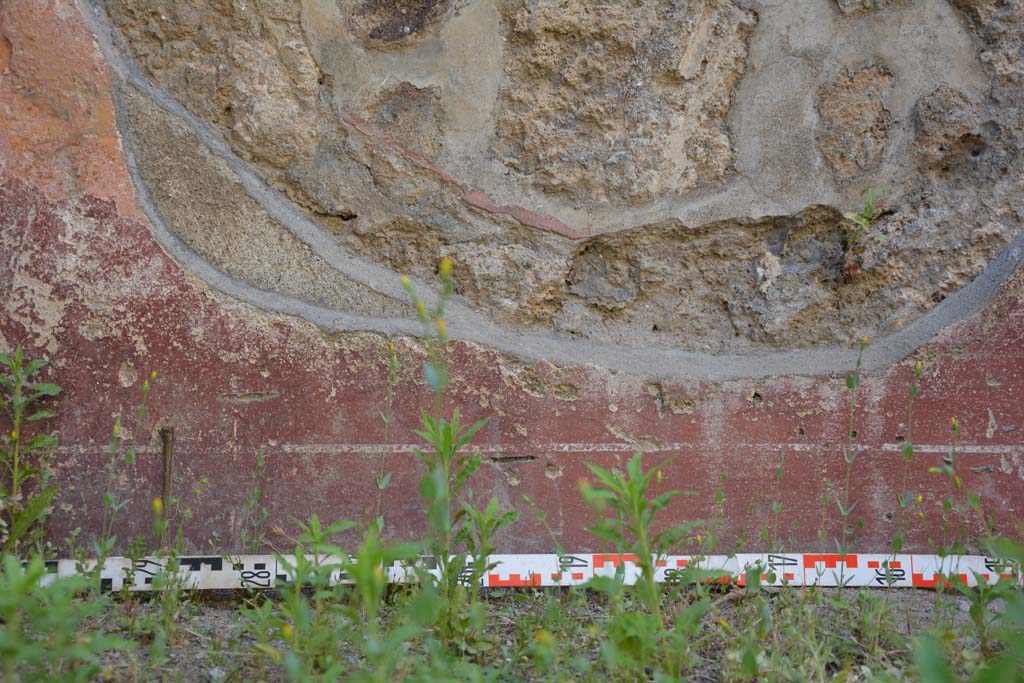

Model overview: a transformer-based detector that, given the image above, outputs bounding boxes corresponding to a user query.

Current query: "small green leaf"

[27,408,55,421]
[836,500,857,517]
[31,382,62,397]
[740,646,759,676]
[26,434,57,451]
[23,359,47,376]
[455,417,489,450]
[423,362,447,394]
[912,635,957,683]
[5,486,58,549]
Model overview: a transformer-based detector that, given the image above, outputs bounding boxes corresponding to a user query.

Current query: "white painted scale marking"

[33,553,1022,592]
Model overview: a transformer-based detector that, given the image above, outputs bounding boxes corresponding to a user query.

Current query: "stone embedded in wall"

[335,215,570,326]
[913,86,983,169]
[106,0,323,173]
[567,243,643,312]
[285,132,378,219]
[494,0,757,204]
[340,216,446,277]
[949,0,1024,122]
[834,0,908,15]
[816,65,894,180]
[365,82,444,161]
[448,241,569,325]
[104,0,361,222]
[344,0,451,49]
[555,208,860,351]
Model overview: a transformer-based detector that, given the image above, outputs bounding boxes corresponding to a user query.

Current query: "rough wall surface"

[92,0,1023,355]
[1,0,1023,553]
[493,0,756,203]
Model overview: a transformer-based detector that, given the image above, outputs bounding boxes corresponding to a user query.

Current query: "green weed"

[836,337,868,587]
[0,555,132,682]
[95,370,155,565]
[580,452,707,679]
[241,450,269,553]
[403,258,519,656]
[372,342,399,526]
[0,348,61,556]
[843,187,890,249]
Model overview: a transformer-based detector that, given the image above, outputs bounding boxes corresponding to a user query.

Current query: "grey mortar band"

[78,0,1024,382]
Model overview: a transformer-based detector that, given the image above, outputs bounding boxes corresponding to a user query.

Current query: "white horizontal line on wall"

[54,442,1023,457]
[277,442,1023,456]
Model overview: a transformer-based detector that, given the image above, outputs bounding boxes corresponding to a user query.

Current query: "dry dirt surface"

[87,587,982,682]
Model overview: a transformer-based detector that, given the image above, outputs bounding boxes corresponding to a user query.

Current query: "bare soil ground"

[88,587,981,683]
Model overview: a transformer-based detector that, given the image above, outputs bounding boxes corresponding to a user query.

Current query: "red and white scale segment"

[37,553,1022,592]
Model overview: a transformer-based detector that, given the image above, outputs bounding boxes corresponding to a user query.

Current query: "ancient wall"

[1,0,1022,553]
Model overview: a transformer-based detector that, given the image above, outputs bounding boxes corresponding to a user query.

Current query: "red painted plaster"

[0,1,1021,557]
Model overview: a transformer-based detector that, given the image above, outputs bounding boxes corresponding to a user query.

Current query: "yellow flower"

[916,495,923,504]
[152,497,164,517]
[696,534,703,545]
[435,317,447,338]
[281,624,294,641]
[534,628,553,645]
[918,512,925,520]
[415,301,428,322]
[112,421,120,437]
[861,336,869,347]
[656,469,663,484]
[950,417,959,431]
[400,275,411,288]
[914,360,923,377]
[439,256,453,277]
[143,380,150,392]
[953,475,962,489]
[10,430,17,440]
[150,370,157,380]
[388,342,395,352]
